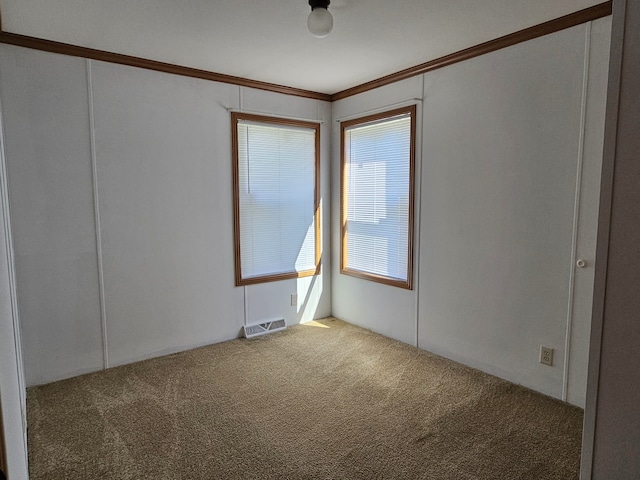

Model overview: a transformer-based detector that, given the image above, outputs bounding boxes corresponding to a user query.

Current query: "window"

[340,105,416,289]
[232,112,320,286]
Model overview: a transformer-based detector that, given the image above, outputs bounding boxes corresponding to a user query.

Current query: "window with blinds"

[232,113,320,286]
[340,106,416,289]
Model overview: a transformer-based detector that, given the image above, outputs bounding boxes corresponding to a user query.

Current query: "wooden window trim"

[340,105,417,290]
[231,112,321,286]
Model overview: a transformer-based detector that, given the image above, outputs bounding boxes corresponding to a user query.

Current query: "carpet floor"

[27,317,584,479]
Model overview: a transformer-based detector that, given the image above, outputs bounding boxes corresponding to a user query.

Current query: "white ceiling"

[2,0,603,94]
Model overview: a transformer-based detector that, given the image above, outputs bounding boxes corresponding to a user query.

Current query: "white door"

[0,95,29,480]
[564,18,611,408]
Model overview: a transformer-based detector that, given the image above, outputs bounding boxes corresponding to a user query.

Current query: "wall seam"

[562,22,592,402]
[414,74,426,349]
[86,59,109,370]
[239,86,248,328]
[326,99,333,318]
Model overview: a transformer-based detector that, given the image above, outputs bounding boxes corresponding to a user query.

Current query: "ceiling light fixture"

[307,0,333,38]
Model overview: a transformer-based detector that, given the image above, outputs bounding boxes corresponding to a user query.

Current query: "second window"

[340,106,416,289]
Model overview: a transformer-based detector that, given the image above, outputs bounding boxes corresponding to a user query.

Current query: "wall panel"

[90,61,243,366]
[0,46,103,385]
[418,25,587,399]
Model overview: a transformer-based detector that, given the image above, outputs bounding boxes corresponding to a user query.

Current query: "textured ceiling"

[1,0,604,94]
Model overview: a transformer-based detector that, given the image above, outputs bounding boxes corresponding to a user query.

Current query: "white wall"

[90,61,243,367]
[332,19,610,405]
[0,45,331,385]
[0,48,104,385]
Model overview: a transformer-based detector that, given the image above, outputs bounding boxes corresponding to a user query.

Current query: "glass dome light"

[307,1,333,38]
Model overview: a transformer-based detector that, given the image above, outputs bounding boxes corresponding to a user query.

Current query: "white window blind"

[342,108,414,288]
[234,115,319,285]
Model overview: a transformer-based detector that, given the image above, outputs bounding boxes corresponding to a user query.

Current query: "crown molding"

[0,31,332,101]
[331,2,612,101]
[0,2,612,103]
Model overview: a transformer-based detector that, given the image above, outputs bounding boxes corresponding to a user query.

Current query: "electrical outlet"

[539,346,554,366]
[290,293,297,307]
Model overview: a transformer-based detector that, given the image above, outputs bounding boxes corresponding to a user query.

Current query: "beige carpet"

[27,318,583,479]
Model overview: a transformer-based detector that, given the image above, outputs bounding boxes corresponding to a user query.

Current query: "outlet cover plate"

[539,346,554,366]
